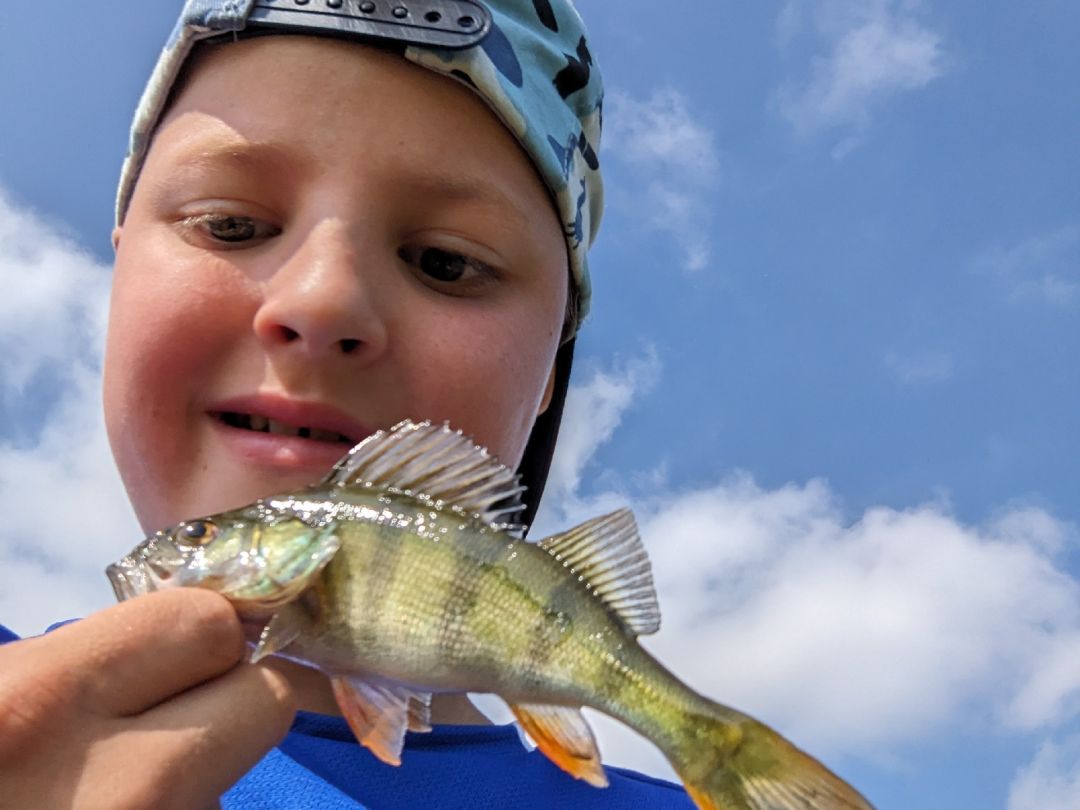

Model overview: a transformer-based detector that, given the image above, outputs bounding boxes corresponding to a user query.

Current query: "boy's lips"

[207,394,374,471]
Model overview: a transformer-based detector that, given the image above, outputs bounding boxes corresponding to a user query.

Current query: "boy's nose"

[252,223,388,361]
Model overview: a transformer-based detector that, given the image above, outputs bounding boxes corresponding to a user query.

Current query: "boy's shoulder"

[225,712,695,809]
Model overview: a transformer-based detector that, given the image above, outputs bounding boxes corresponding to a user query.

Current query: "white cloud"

[0,194,108,391]
[606,90,718,179]
[642,494,1077,753]
[0,187,138,637]
[974,225,1080,306]
[776,0,947,143]
[1009,735,1080,810]
[1008,632,1080,731]
[536,352,1080,791]
[542,349,659,507]
[604,88,718,272]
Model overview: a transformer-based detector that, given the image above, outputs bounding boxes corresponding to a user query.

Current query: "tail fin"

[669,712,874,810]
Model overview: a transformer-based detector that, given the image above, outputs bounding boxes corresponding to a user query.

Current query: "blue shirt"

[1,624,692,808]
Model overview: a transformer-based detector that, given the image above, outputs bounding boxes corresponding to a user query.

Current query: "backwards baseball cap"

[116,0,604,526]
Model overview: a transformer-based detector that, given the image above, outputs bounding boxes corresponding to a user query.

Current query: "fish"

[107,419,874,810]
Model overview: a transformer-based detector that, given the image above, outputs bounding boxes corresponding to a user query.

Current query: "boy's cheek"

[103,249,250,526]
[396,313,559,469]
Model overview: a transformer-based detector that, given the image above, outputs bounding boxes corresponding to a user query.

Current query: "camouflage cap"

[115,0,604,330]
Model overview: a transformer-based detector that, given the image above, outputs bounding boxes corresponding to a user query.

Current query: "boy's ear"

[538,361,558,416]
[111,226,123,253]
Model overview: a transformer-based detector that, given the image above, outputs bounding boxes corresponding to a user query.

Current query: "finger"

[43,588,246,716]
[93,663,296,808]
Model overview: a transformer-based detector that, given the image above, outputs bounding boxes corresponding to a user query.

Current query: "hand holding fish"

[108,420,875,810]
[0,588,295,810]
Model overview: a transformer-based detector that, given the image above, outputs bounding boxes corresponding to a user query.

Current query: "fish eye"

[176,520,219,546]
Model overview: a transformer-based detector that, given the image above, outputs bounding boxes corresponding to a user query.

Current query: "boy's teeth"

[229,413,350,442]
[267,419,296,437]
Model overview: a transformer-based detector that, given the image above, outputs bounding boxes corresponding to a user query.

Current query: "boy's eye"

[399,245,498,291]
[207,216,258,242]
[181,213,282,245]
[418,247,471,282]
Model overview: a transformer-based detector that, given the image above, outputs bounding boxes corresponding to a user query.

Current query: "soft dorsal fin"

[537,508,660,637]
[322,420,526,525]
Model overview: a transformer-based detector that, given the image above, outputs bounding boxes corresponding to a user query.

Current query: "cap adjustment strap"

[249,0,491,49]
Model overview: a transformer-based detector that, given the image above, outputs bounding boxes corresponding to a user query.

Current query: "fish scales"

[288,487,650,707]
[106,420,875,810]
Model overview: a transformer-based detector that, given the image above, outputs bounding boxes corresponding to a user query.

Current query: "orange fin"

[331,676,432,766]
[510,702,608,788]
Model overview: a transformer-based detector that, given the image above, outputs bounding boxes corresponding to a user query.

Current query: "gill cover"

[215,517,341,612]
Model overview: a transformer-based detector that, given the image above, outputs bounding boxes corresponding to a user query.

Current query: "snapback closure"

[248,0,491,49]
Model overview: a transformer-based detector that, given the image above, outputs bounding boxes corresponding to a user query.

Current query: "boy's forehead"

[150,37,545,233]
[116,0,604,329]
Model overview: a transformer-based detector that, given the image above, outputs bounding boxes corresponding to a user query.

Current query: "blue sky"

[1,2,1078,808]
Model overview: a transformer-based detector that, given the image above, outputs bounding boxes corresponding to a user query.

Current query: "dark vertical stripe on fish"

[366,520,410,643]
[524,604,571,683]
[440,551,484,666]
[517,572,580,686]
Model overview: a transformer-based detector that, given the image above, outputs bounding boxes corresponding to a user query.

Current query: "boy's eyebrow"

[172,140,299,177]
[398,173,532,229]
[160,136,535,228]
[144,137,306,196]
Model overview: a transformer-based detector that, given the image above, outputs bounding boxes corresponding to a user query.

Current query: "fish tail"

[665,706,874,810]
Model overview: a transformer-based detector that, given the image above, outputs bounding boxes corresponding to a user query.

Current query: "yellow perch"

[107,420,873,810]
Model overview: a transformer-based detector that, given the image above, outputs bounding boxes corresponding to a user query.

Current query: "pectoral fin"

[510,702,608,788]
[331,676,433,766]
[249,604,305,664]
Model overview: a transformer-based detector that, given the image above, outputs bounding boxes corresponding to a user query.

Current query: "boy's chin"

[129,427,362,532]
[137,466,332,534]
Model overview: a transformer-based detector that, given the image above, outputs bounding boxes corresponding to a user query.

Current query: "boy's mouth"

[213,411,358,445]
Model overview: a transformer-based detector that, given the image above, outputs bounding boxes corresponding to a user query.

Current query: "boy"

[0,1,694,806]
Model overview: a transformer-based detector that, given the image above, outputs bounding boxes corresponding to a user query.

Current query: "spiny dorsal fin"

[322,420,526,526]
[537,508,660,636]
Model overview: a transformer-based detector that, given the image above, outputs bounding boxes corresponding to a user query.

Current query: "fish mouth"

[106,557,151,602]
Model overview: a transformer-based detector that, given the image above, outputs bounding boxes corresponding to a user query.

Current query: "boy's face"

[106,37,567,532]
